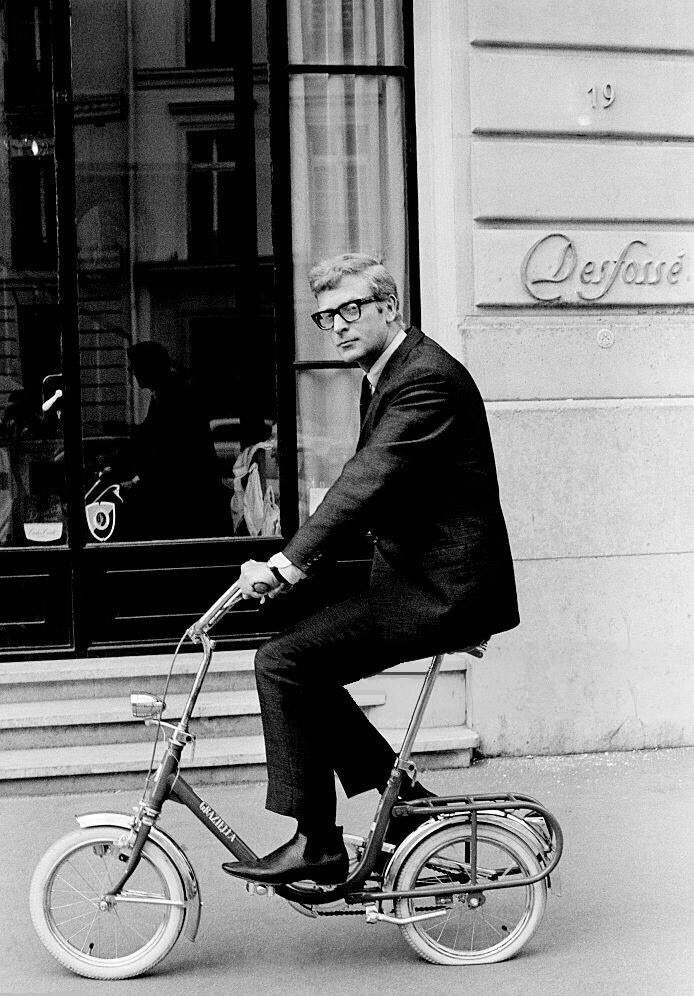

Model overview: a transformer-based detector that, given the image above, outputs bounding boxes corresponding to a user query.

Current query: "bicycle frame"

[103,611,563,912]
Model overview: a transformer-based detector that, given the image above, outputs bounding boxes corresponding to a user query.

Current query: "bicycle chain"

[316,905,441,917]
[315,907,366,916]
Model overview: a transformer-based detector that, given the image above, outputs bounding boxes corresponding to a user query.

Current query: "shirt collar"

[366,328,407,390]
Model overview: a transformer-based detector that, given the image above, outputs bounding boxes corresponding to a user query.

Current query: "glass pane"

[296,367,362,524]
[72,0,278,542]
[287,0,404,66]
[289,73,408,361]
[0,0,66,549]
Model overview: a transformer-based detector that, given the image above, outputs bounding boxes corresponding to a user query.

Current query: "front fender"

[76,811,201,941]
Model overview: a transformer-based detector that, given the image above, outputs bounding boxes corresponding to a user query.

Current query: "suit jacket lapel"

[357,327,423,449]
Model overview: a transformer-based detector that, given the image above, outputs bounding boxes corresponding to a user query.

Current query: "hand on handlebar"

[239,560,285,602]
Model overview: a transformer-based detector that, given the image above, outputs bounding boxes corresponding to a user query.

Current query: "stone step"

[0,726,480,796]
[0,651,257,703]
[0,690,386,750]
[0,651,472,706]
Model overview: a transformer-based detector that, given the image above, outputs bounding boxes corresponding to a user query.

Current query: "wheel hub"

[465,893,486,909]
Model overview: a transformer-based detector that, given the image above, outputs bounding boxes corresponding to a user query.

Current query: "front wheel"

[30,826,186,980]
[394,820,547,965]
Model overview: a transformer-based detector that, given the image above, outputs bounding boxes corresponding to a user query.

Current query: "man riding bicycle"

[225,253,519,886]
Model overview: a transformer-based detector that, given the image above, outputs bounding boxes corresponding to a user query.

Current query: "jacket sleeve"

[282,370,456,572]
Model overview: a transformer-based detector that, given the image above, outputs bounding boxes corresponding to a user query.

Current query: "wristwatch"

[268,564,292,586]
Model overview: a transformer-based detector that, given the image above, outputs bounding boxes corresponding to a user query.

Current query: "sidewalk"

[2,748,692,995]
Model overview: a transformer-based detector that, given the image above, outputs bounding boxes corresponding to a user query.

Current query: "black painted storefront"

[0,0,418,657]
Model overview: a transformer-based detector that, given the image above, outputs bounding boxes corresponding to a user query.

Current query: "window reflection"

[0,0,65,548]
[187,130,239,260]
[288,3,410,526]
[74,0,277,542]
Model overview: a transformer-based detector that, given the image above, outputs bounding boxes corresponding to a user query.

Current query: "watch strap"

[268,564,292,586]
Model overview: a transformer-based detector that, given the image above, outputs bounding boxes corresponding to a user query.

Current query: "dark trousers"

[255,593,437,823]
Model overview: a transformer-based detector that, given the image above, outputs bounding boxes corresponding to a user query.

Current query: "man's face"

[314,274,397,370]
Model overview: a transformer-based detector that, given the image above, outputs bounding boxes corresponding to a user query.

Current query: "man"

[116,342,227,538]
[223,253,519,886]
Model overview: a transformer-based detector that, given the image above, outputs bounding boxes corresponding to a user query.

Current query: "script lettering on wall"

[521,233,687,304]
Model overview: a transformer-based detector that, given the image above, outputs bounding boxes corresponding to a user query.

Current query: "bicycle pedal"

[244,882,276,897]
[290,879,336,891]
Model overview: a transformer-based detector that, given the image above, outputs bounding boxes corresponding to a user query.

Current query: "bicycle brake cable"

[143,629,188,797]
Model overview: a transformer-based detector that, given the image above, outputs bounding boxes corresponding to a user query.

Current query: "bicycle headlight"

[130,692,165,719]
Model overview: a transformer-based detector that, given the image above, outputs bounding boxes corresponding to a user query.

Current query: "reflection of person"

[224,253,519,886]
[1,390,41,440]
[117,342,226,538]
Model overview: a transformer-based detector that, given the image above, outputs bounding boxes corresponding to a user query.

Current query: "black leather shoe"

[222,827,349,885]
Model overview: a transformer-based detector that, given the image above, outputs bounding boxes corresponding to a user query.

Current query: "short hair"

[308,252,402,321]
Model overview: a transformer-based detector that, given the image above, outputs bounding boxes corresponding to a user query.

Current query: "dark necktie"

[359,375,373,425]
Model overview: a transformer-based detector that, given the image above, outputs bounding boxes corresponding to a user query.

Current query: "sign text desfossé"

[521,233,687,303]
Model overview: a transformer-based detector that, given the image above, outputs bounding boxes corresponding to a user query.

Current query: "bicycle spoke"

[65,919,92,944]
[84,849,110,891]
[54,873,98,907]
[50,899,97,911]
[115,909,154,944]
[80,911,100,953]
[54,909,95,929]
[65,856,104,895]
[476,914,504,939]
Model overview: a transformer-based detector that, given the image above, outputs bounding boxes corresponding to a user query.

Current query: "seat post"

[395,653,446,771]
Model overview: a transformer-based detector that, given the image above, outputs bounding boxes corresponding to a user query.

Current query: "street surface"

[1,748,692,995]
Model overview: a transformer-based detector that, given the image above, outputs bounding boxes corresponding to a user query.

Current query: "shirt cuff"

[268,552,307,585]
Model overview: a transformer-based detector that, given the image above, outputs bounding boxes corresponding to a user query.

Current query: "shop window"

[187,130,239,260]
[285,0,414,523]
[72,0,276,544]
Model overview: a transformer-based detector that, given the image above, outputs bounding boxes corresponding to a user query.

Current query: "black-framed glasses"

[310,297,379,331]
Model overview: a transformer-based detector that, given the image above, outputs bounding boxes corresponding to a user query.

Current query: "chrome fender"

[76,812,201,941]
[382,812,552,895]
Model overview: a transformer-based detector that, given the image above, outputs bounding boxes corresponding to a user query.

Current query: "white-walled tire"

[30,826,185,980]
[394,821,547,965]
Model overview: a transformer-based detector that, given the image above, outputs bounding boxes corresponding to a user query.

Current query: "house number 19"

[588,83,615,109]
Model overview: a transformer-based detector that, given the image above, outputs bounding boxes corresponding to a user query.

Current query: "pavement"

[1,748,693,996]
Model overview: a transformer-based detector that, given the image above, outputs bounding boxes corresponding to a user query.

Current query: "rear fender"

[75,811,201,941]
[382,812,554,894]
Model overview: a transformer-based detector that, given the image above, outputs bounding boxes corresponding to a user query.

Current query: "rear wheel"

[30,826,185,980]
[394,821,547,965]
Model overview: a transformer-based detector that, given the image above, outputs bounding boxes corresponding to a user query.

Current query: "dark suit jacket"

[283,328,519,646]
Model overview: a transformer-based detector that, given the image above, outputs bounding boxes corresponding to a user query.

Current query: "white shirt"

[271,327,407,583]
[366,327,406,391]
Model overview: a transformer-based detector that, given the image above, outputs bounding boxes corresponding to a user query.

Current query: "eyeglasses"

[310,297,379,331]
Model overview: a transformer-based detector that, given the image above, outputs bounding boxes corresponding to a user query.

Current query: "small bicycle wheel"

[394,820,547,965]
[30,826,186,980]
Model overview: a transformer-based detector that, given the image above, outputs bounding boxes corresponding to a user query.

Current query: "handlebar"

[187,580,244,642]
[188,571,281,643]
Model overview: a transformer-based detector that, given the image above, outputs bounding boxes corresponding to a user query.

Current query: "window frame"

[186,127,239,261]
[268,0,420,541]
